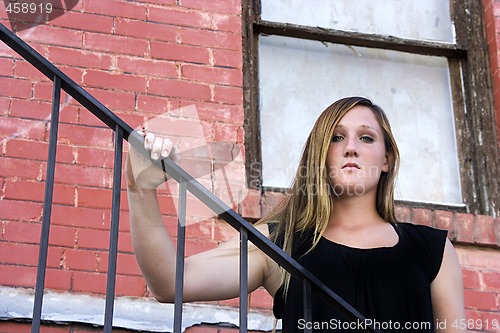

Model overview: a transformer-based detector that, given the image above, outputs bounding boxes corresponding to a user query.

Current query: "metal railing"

[0,23,383,333]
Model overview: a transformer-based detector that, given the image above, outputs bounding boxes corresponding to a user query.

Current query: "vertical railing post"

[103,125,124,333]
[31,76,61,333]
[173,179,187,333]
[239,228,249,333]
[303,279,313,333]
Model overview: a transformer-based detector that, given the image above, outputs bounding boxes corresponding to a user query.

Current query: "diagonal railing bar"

[0,23,134,139]
[173,180,187,333]
[103,125,124,333]
[31,75,61,333]
[239,228,248,333]
[0,22,384,333]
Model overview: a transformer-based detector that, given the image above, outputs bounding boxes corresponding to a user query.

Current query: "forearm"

[128,186,176,301]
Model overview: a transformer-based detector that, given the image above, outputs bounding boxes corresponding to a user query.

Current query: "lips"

[342,162,360,169]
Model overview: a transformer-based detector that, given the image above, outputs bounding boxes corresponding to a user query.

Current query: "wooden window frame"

[242,0,500,216]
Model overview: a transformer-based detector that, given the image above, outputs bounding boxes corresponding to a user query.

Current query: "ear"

[382,153,390,173]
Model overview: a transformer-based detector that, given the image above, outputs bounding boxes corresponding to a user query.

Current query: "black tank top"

[273,222,447,332]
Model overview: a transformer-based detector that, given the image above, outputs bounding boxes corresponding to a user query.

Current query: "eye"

[360,135,374,143]
[331,134,344,142]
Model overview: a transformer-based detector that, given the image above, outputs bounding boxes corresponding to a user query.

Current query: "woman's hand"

[126,129,179,189]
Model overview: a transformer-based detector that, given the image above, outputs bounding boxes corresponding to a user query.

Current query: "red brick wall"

[0,1,499,332]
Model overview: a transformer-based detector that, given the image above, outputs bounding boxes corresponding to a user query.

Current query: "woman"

[126,97,465,332]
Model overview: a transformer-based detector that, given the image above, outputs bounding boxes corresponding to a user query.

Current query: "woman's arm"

[126,131,279,302]
[430,239,466,333]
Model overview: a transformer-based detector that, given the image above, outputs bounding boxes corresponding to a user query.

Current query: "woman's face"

[326,105,389,198]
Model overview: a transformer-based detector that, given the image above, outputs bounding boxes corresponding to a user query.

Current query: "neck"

[328,193,384,229]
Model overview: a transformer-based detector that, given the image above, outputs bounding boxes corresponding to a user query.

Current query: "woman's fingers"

[144,132,155,150]
[141,128,176,161]
[161,138,173,158]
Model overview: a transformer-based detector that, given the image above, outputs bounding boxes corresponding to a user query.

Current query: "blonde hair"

[259,96,400,292]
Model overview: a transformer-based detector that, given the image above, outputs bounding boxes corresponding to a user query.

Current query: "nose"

[344,137,359,157]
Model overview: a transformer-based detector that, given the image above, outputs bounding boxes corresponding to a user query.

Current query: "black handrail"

[0,22,383,333]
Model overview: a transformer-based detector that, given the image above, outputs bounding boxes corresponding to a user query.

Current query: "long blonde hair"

[259,96,400,291]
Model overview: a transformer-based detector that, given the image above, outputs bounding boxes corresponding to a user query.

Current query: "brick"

[0,242,39,265]
[49,11,113,33]
[51,163,112,188]
[182,0,241,15]
[14,60,49,81]
[72,271,106,294]
[76,146,114,168]
[50,225,77,248]
[149,78,211,101]
[0,96,11,116]
[9,98,79,124]
[84,0,147,20]
[64,248,99,271]
[83,70,147,93]
[475,215,495,245]
[116,56,177,79]
[148,7,212,30]
[213,48,242,69]
[212,13,243,34]
[0,200,42,222]
[261,191,286,216]
[115,274,147,296]
[464,290,497,310]
[51,205,109,230]
[0,77,32,99]
[180,27,242,50]
[83,32,149,57]
[394,206,410,222]
[114,17,177,42]
[213,85,243,105]
[411,208,432,227]
[182,64,242,86]
[32,81,59,102]
[17,24,83,48]
[5,138,75,164]
[434,210,453,235]
[47,46,113,70]
[453,213,475,244]
[45,268,73,291]
[0,322,33,332]
[151,41,211,64]
[98,252,143,276]
[193,102,244,124]
[84,87,136,112]
[482,271,500,290]
[4,179,75,205]
[461,269,480,289]
[0,264,36,288]
[239,189,261,220]
[0,56,15,76]
[57,123,113,148]
[76,227,110,250]
[136,94,170,114]
[0,157,43,180]
[3,220,43,244]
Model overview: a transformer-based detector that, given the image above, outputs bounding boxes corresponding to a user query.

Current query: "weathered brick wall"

[0,0,499,332]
